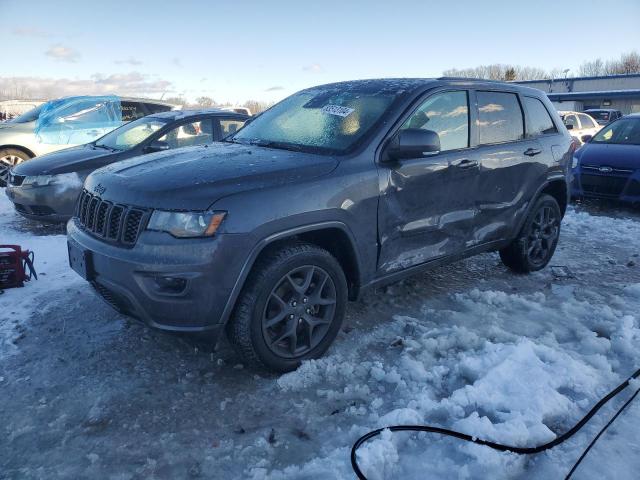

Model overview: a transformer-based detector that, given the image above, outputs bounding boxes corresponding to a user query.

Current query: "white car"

[558,110,601,145]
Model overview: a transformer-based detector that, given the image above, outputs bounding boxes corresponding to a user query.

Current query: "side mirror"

[581,134,593,143]
[144,140,170,153]
[565,124,574,130]
[385,128,440,161]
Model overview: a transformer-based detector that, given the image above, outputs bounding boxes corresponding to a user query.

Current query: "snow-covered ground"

[1,189,639,479]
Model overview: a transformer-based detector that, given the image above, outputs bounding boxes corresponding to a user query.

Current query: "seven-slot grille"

[76,189,148,246]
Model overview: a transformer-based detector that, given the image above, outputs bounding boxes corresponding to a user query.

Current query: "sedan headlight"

[21,172,83,187]
[147,210,227,238]
[22,175,55,186]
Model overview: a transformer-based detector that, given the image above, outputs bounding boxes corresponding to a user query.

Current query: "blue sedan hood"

[577,143,640,170]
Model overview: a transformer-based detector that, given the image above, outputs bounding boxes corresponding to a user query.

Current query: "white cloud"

[12,27,52,38]
[45,44,80,63]
[265,86,284,92]
[0,72,173,99]
[303,63,323,73]
[115,57,143,66]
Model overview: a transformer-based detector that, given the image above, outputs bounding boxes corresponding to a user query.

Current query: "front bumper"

[5,183,79,223]
[571,166,640,203]
[66,218,252,334]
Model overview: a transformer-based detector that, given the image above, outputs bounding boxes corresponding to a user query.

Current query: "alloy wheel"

[262,265,337,359]
[0,154,24,183]
[526,205,559,266]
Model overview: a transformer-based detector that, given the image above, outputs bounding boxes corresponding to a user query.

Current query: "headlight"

[22,175,55,186]
[572,155,579,169]
[147,210,227,238]
[21,172,82,187]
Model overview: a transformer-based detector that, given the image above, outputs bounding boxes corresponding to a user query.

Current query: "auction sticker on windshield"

[321,105,355,117]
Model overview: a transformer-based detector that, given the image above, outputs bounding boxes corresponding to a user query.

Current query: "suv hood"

[13,144,117,176]
[85,142,340,210]
[577,143,640,170]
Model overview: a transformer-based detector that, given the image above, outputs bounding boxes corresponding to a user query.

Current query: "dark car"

[571,113,640,203]
[66,78,573,372]
[583,108,623,126]
[5,110,248,222]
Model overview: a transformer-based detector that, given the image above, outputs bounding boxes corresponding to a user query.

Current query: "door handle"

[524,148,542,157]
[451,158,479,169]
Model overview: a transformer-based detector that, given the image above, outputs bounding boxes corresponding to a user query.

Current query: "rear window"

[121,102,147,121]
[145,103,173,115]
[586,110,610,121]
[477,91,524,145]
[523,97,557,137]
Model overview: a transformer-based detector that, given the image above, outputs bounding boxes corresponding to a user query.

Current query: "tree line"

[442,51,640,81]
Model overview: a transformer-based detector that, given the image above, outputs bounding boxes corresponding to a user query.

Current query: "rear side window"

[578,114,597,129]
[400,90,469,151]
[476,91,524,145]
[563,114,578,129]
[523,97,557,136]
[219,118,247,137]
[145,103,172,115]
[120,102,147,121]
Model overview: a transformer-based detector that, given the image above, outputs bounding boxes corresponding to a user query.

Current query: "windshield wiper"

[93,143,119,152]
[247,139,306,152]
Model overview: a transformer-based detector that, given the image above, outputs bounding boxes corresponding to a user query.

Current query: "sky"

[1,0,639,104]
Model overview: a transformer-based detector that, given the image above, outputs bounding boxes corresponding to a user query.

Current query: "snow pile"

[0,190,82,358]
[1,187,639,479]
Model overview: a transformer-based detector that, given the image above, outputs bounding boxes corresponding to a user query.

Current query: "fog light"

[154,276,187,293]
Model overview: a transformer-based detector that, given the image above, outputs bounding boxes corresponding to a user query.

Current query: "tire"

[0,148,31,187]
[500,194,561,273]
[226,242,348,372]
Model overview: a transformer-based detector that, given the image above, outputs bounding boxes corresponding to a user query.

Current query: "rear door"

[377,89,483,273]
[471,90,545,244]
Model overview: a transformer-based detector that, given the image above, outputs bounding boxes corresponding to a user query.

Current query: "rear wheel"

[226,242,347,372]
[500,194,561,273]
[0,148,31,187]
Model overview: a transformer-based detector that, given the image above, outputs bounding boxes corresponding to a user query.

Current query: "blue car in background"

[572,114,640,204]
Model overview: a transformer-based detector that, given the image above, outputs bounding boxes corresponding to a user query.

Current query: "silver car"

[0,96,175,185]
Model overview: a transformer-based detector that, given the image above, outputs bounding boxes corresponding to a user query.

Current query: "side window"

[219,118,247,138]
[476,91,524,145]
[144,103,172,115]
[523,96,557,136]
[400,90,469,151]
[578,114,596,129]
[157,119,214,149]
[120,102,147,121]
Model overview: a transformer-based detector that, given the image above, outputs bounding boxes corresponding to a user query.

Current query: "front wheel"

[226,242,348,372]
[500,194,561,273]
[0,148,31,187]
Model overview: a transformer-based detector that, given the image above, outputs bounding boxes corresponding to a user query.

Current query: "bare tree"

[242,99,275,114]
[579,58,605,76]
[195,96,215,107]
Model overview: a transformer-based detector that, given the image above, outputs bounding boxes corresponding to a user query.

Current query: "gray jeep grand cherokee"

[67,78,573,372]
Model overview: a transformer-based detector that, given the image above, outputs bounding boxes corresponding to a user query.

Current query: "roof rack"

[436,76,504,83]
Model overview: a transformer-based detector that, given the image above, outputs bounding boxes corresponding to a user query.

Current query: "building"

[515,73,640,114]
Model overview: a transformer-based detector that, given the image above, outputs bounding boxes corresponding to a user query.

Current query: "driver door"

[377,90,481,273]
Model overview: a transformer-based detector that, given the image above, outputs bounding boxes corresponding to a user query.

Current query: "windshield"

[9,105,43,124]
[94,116,169,150]
[591,117,640,145]
[231,86,402,154]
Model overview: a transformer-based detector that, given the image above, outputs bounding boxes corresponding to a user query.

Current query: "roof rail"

[437,76,503,83]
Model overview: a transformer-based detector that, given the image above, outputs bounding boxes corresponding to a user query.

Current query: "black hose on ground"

[351,367,640,480]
